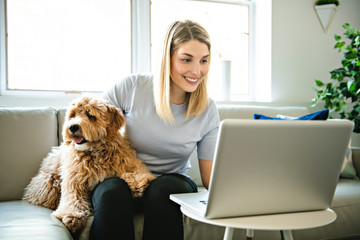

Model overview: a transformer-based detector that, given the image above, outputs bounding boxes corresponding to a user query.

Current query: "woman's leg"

[142,174,198,240]
[89,178,135,240]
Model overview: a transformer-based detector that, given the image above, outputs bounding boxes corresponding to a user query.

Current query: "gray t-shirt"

[101,73,219,176]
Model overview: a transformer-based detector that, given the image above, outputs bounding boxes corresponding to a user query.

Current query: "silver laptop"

[170,119,353,219]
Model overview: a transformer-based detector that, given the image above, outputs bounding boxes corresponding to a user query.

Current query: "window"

[151,0,251,101]
[0,0,271,102]
[3,0,131,93]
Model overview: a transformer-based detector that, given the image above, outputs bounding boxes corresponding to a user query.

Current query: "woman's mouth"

[184,76,199,84]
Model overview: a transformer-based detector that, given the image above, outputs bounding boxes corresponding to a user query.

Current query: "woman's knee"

[92,177,133,207]
[144,174,197,200]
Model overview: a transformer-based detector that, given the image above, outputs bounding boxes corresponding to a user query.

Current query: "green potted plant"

[315,0,339,6]
[312,23,360,132]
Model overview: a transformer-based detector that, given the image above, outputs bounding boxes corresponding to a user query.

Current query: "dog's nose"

[69,124,80,133]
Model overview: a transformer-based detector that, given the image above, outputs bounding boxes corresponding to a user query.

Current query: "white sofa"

[0,104,359,240]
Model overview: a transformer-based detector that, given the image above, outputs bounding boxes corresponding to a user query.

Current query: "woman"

[90,20,219,240]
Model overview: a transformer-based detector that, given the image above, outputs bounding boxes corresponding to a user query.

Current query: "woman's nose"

[191,63,201,75]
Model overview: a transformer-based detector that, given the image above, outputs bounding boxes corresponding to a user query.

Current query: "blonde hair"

[153,20,211,123]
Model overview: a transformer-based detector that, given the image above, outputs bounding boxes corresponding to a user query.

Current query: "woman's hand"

[198,159,213,189]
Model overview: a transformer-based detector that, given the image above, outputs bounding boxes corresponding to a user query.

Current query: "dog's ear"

[107,105,125,131]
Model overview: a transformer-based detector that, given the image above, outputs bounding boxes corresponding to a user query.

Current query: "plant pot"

[314,4,337,32]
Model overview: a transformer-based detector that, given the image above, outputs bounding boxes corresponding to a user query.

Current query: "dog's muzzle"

[69,124,88,145]
[70,124,80,134]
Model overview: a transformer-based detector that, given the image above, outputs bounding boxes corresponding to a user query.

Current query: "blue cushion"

[253,109,329,120]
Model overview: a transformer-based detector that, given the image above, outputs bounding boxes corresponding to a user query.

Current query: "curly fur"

[23,96,155,233]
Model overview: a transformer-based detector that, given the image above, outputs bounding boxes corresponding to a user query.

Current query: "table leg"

[246,229,254,240]
[282,230,293,240]
[223,226,234,240]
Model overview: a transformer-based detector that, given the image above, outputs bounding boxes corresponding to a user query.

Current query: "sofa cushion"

[292,179,360,240]
[0,108,58,201]
[332,178,360,207]
[0,201,72,240]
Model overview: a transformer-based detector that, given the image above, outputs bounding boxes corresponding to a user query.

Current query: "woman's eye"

[201,59,208,64]
[182,58,191,63]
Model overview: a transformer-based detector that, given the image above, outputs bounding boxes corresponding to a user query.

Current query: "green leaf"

[334,41,345,50]
[355,36,360,47]
[334,34,342,41]
[354,105,360,112]
[343,23,351,29]
[345,52,356,59]
[315,80,324,87]
[326,83,333,91]
[345,45,355,53]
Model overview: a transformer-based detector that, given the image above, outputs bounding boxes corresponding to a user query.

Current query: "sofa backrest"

[3,103,357,201]
[0,108,59,201]
[0,104,312,201]
[217,104,311,120]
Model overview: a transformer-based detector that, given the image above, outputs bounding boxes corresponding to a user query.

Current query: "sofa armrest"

[351,148,360,177]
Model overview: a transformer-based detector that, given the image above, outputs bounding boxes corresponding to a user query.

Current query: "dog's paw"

[62,215,86,233]
[131,187,145,198]
[132,174,156,198]
[52,211,86,233]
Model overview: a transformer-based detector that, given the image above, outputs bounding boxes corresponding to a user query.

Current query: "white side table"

[181,206,336,240]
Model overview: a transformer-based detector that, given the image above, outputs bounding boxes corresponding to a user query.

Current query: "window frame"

[0,0,270,102]
[0,0,6,95]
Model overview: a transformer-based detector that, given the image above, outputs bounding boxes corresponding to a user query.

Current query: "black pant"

[89,174,198,240]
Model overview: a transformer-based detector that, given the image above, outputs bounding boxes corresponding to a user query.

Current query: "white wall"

[272,0,360,104]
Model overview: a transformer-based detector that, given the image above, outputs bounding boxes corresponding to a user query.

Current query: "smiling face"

[170,39,210,104]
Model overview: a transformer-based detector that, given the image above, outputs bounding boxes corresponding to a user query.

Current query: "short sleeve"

[100,75,137,114]
[197,100,220,161]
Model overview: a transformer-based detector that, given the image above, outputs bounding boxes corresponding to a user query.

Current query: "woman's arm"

[198,159,213,189]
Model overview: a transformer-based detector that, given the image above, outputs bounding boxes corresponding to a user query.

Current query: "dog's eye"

[87,113,97,121]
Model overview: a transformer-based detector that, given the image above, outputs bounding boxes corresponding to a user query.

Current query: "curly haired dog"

[23,96,155,233]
